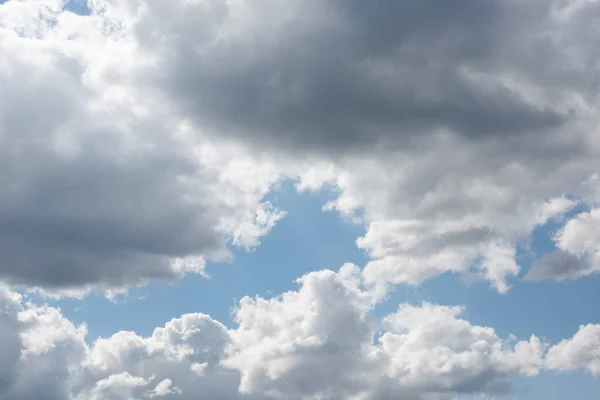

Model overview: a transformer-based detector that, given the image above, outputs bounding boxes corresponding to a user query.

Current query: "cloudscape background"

[1,0,600,399]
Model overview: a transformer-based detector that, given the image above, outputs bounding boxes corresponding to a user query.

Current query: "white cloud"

[74,311,244,400]
[87,372,149,400]
[147,378,180,398]
[373,303,545,398]
[0,285,87,400]
[0,270,598,400]
[546,324,600,375]
[556,208,600,256]
[225,264,375,399]
[299,99,593,296]
[225,266,548,400]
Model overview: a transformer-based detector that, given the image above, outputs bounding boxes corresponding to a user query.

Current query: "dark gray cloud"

[0,56,219,290]
[0,292,21,397]
[127,0,592,155]
[0,138,223,289]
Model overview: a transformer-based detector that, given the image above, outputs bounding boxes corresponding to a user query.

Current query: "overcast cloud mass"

[1,0,600,398]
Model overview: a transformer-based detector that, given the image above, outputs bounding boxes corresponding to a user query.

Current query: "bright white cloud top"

[0,0,599,399]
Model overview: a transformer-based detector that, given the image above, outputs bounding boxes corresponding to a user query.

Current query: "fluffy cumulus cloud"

[74,313,242,400]
[546,323,600,375]
[225,264,375,399]
[0,285,88,400]
[0,270,599,400]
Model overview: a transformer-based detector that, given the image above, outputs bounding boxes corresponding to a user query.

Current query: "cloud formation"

[1,0,600,398]
[123,0,583,153]
[0,0,284,294]
[2,0,600,294]
[1,269,599,400]
[0,285,88,400]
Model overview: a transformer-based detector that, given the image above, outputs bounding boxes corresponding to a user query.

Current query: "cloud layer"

[124,0,589,153]
[1,268,599,400]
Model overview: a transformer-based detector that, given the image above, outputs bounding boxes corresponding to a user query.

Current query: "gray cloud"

[0,8,283,293]
[0,292,21,397]
[0,53,218,289]
[525,250,592,282]
[127,0,586,155]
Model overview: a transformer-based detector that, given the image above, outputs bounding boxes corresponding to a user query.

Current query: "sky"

[1,0,600,400]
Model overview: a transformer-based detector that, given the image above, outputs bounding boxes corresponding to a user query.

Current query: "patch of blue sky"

[0,0,90,14]
[512,371,599,400]
[64,0,90,15]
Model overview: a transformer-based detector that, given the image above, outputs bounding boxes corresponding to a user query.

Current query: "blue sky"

[2,1,600,399]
